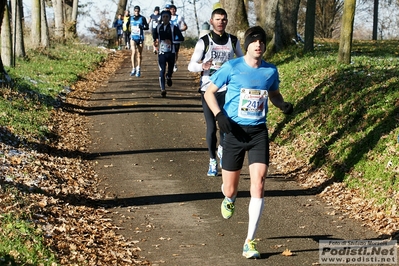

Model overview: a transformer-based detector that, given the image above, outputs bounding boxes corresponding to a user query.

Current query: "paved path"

[87,49,380,266]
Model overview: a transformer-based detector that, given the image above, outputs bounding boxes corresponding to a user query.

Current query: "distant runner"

[148,6,161,54]
[154,10,184,97]
[129,5,149,78]
[169,4,187,72]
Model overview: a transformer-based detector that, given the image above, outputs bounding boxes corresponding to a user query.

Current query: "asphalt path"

[87,49,382,266]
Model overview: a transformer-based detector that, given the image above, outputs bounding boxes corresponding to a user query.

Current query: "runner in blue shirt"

[204,26,293,260]
[113,14,123,50]
[129,6,149,77]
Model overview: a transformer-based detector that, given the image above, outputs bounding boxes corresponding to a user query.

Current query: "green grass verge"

[267,40,399,212]
[0,212,58,265]
[1,43,107,138]
[1,42,108,265]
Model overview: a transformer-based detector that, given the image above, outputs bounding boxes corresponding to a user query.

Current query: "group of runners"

[113,4,187,95]
[115,4,294,260]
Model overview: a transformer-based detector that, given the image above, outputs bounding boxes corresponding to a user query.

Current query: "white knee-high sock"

[246,197,264,241]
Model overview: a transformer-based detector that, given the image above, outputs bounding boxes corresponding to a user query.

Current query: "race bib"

[160,40,172,53]
[131,25,140,36]
[238,89,268,119]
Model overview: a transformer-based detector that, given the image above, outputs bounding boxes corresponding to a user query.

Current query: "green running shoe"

[221,197,235,219]
[242,240,261,259]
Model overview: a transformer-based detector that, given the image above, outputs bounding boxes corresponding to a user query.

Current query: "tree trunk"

[53,0,64,39]
[14,0,25,57]
[372,0,378,40]
[63,0,77,38]
[72,0,78,22]
[220,0,248,40]
[1,2,13,67]
[115,0,128,21]
[31,0,41,48]
[304,0,316,53]
[262,0,301,56]
[0,0,12,83]
[337,0,356,64]
[254,0,267,28]
[40,0,49,47]
[317,0,343,38]
[192,0,200,37]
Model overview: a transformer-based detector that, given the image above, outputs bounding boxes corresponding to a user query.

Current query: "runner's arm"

[179,17,188,31]
[204,83,222,116]
[142,17,149,30]
[188,39,207,72]
[153,25,159,45]
[269,89,288,111]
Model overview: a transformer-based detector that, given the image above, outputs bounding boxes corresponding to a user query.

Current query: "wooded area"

[0,0,398,81]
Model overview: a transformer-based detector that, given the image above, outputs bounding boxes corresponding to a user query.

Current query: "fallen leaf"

[282,249,293,256]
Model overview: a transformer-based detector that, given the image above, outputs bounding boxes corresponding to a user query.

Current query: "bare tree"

[41,0,50,47]
[31,0,41,47]
[72,0,78,26]
[298,0,343,39]
[115,0,128,21]
[64,0,79,38]
[53,0,64,38]
[254,0,267,27]
[13,0,25,57]
[372,0,379,39]
[220,0,249,38]
[337,0,356,64]
[87,9,114,45]
[316,0,343,38]
[1,2,13,67]
[304,0,316,52]
[191,0,200,37]
[257,0,301,55]
[0,0,12,83]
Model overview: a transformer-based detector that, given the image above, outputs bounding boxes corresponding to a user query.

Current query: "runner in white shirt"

[169,4,187,72]
[188,8,243,177]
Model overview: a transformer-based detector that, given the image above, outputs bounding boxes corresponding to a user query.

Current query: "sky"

[78,0,220,37]
[22,0,398,40]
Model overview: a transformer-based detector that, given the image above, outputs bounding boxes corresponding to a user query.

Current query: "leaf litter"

[1,50,150,265]
[1,47,399,265]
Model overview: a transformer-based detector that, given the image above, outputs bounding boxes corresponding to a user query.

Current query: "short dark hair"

[211,8,227,19]
[161,10,171,18]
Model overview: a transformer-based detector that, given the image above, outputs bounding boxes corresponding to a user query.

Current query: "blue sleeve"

[210,62,232,89]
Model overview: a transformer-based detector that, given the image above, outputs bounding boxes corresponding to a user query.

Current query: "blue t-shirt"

[114,19,123,35]
[210,57,279,126]
[130,16,145,41]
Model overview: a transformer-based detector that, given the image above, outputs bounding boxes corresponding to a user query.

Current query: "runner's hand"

[216,112,232,134]
[282,102,293,114]
[202,59,213,70]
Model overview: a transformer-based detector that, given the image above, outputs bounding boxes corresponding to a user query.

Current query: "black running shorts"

[222,123,269,171]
